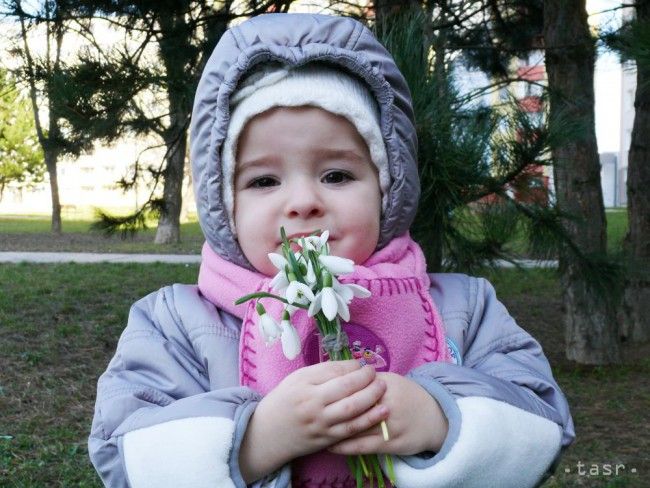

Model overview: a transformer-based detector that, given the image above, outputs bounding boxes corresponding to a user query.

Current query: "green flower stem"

[234,292,309,307]
[286,247,304,281]
[307,250,323,288]
[347,456,363,488]
[364,456,374,486]
[315,313,393,486]
[241,227,393,487]
[358,455,370,478]
[385,454,396,485]
[372,455,385,488]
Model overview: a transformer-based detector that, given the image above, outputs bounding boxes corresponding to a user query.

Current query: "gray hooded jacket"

[89,13,574,488]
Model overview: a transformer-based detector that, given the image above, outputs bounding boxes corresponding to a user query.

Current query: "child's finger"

[328,403,389,441]
[317,364,376,404]
[327,432,388,456]
[322,378,386,423]
[332,418,386,444]
[298,359,363,385]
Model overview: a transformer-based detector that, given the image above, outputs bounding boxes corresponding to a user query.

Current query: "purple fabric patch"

[303,322,390,372]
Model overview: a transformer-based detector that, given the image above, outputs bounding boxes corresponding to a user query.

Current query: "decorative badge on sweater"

[235,227,396,487]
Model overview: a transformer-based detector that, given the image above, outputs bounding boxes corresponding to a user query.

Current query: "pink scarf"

[198,233,450,487]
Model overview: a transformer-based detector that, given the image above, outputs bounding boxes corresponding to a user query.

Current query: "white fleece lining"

[221,64,390,235]
[122,416,236,488]
[390,397,562,488]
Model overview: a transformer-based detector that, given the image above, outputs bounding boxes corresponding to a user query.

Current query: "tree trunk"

[620,0,650,343]
[154,122,187,244]
[154,13,191,245]
[373,0,420,25]
[543,0,620,364]
[44,148,61,234]
[428,1,449,273]
[180,153,193,223]
[17,3,63,234]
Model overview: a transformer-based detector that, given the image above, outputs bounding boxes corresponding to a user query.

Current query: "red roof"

[519,96,543,112]
[517,65,545,81]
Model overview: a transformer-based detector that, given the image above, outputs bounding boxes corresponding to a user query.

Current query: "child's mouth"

[289,241,302,252]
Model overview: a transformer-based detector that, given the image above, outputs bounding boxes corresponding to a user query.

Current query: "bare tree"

[8,0,70,233]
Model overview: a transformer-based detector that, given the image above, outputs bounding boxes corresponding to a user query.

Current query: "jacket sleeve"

[88,285,291,488]
[385,274,575,488]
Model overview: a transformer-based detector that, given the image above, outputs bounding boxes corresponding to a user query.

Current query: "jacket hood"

[190,13,419,270]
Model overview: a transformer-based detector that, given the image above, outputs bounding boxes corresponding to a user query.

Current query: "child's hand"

[239,360,389,483]
[326,372,448,457]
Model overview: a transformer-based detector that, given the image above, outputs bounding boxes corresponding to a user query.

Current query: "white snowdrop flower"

[303,230,330,252]
[267,252,290,293]
[269,271,290,293]
[285,304,298,317]
[285,280,315,305]
[305,260,317,287]
[308,281,350,322]
[293,250,306,263]
[268,252,288,270]
[279,316,301,360]
[319,255,355,276]
[319,230,330,246]
[301,237,318,252]
[332,275,371,304]
[256,303,281,345]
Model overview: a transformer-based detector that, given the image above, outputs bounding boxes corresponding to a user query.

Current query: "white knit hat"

[221,63,390,235]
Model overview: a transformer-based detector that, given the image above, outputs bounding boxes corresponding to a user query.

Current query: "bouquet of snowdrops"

[235,227,395,487]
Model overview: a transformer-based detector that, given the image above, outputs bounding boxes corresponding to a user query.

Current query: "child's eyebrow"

[312,148,367,163]
[236,149,367,173]
[236,156,281,172]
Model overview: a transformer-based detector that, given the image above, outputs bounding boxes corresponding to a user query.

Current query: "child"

[89,13,574,488]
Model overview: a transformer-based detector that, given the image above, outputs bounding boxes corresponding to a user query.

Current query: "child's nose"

[284,180,325,219]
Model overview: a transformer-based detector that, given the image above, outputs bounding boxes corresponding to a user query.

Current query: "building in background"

[456,48,552,206]
[600,152,619,207]
[615,61,636,208]
[0,18,196,220]
[512,51,551,205]
[0,139,175,218]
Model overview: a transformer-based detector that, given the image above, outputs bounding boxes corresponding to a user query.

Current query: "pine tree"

[371,7,549,270]
[605,1,650,342]
[53,0,295,242]
[371,4,625,365]
[622,0,650,343]
[543,0,621,364]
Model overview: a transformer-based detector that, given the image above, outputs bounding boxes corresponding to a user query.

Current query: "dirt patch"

[502,292,650,487]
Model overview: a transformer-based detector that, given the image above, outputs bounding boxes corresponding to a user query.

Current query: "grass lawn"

[0,216,205,254]
[0,209,629,257]
[605,209,628,252]
[1,264,648,486]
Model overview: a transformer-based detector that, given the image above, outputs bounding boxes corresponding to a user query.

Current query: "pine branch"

[90,207,149,240]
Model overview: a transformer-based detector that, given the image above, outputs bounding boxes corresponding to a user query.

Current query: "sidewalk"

[0,251,201,264]
[0,251,557,267]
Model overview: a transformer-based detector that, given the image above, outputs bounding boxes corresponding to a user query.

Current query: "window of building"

[525,83,543,97]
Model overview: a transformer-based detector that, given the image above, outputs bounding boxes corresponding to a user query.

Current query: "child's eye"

[248,176,279,188]
[322,171,353,184]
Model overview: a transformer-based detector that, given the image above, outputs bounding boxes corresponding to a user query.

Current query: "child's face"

[234,106,382,276]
